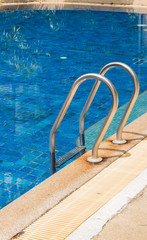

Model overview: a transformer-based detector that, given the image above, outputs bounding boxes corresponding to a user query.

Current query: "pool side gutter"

[0,112,146,240]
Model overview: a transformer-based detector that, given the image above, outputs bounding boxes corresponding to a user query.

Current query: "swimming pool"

[0,9,147,209]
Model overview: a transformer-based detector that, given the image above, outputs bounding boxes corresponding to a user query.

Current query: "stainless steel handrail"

[49,73,118,174]
[79,62,139,145]
[100,63,139,144]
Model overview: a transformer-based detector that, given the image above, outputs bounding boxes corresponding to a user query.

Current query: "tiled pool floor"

[0,91,146,209]
[0,10,147,209]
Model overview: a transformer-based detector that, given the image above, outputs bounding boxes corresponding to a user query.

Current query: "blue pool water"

[0,10,147,209]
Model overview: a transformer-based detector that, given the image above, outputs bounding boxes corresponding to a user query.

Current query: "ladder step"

[56,146,86,168]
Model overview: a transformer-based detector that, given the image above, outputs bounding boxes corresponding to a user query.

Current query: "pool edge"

[0,2,147,14]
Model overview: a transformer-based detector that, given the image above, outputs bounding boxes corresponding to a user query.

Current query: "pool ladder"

[49,62,139,174]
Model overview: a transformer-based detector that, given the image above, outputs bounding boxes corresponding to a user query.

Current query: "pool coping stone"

[0,2,147,13]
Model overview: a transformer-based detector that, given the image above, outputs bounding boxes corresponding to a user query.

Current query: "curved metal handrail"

[79,62,139,145]
[49,73,118,174]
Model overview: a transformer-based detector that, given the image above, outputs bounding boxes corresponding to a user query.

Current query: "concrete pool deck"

[0,112,146,240]
[92,186,147,240]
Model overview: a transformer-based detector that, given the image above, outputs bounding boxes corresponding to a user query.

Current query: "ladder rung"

[56,146,86,168]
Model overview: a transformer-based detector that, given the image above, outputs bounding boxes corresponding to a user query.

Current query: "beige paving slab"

[14,137,147,240]
[92,186,147,240]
